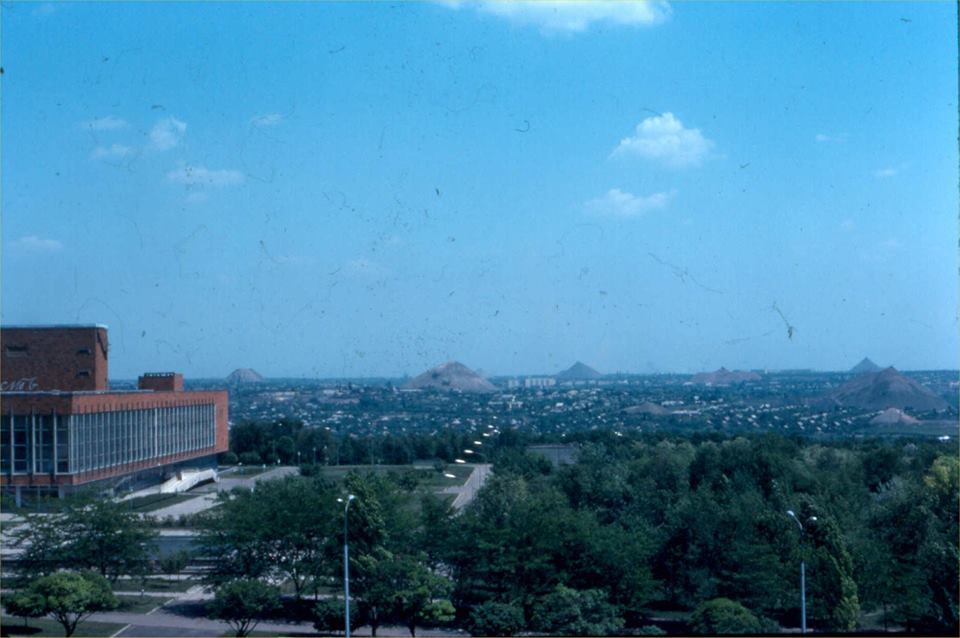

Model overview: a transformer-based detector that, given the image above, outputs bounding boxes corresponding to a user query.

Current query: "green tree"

[465,602,525,637]
[10,496,157,583]
[530,585,624,636]
[352,552,453,637]
[803,509,861,632]
[209,579,280,637]
[197,476,335,597]
[352,550,399,637]
[9,512,68,582]
[4,589,47,629]
[24,570,118,637]
[690,598,763,635]
[158,550,191,579]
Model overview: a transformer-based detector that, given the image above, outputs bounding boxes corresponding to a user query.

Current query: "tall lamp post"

[787,510,817,634]
[338,494,357,638]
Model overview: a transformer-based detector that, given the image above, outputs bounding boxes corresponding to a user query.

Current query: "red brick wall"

[138,373,184,392]
[1,327,108,392]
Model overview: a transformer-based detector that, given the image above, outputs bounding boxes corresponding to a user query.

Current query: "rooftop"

[1,324,109,330]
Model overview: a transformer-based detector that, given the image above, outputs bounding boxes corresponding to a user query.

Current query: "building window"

[76,370,91,379]
[76,348,92,356]
[0,415,10,474]
[4,345,28,358]
[12,415,29,474]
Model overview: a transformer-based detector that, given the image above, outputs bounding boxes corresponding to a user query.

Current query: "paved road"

[96,600,467,637]
[443,464,491,511]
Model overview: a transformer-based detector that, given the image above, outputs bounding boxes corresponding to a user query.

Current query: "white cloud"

[612,113,713,167]
[149,117,187,151]
[250,113,284,127]
[82,116,129,131]
[167,165,244,188]
[10,235,63,253]
[815,133,847,143]
[874,167,898,178]
[585,188,675,218]
[91,144,133,160]
[467,0,671,33]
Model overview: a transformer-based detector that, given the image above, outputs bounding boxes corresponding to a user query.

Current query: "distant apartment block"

[506,377,557,389]
[1,325,228,505]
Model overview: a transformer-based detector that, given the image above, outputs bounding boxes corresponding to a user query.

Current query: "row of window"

[0,404,217,475]
[4,346,94,357]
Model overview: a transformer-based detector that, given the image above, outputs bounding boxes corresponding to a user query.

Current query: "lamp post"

[338,494,357,638]
[787,510,817,634]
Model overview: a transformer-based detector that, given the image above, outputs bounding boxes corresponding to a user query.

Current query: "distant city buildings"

[506,377,557,389]
[1,325,228,505]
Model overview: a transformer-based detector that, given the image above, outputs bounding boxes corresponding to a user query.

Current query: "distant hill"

[556,361,603,380]
[870,408,920,426]
[226,368,265,384]
[691,367,761,385]
[850,357,882,374]
[825,367,947,411]
[402,361,495,393]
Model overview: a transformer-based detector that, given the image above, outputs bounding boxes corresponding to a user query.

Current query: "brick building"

[1,325,228,505]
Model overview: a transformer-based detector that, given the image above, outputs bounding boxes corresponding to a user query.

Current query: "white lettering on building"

[0,377,40,391]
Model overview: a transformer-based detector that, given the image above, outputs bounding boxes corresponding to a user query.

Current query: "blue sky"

[2,1,957,378]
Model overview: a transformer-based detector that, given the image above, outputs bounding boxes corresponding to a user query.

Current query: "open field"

[115,595,173,614]
[311,463,474,487]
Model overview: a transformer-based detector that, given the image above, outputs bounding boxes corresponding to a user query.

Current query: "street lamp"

[787,510,818,634]
[337,494,357,638]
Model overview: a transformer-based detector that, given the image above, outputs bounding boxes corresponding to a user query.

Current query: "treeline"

[223,418,485,466]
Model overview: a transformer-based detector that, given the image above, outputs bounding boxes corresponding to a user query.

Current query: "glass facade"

[0,404,217,477]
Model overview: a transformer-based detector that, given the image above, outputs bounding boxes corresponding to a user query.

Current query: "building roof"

[1,324,109,330]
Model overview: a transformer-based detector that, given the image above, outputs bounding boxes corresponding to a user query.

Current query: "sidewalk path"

[146,467,299,521]
[442,464,491,511]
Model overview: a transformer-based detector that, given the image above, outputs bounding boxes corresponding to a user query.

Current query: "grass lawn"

[111,577,197,593]
[0,616,125,637]
[416,463,475,487]
[115,594,173,614]
[314,463,475,488]
[122,493,199,513]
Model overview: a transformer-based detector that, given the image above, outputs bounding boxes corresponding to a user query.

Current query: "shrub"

[314,599,361,634]
[238,451,262,466]
[531,585,624,636]
[690,598,763,635]
[466,602,525,636]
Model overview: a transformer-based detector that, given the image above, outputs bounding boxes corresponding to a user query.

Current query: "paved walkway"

[146,466,299,520]
[441,464,492,511]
